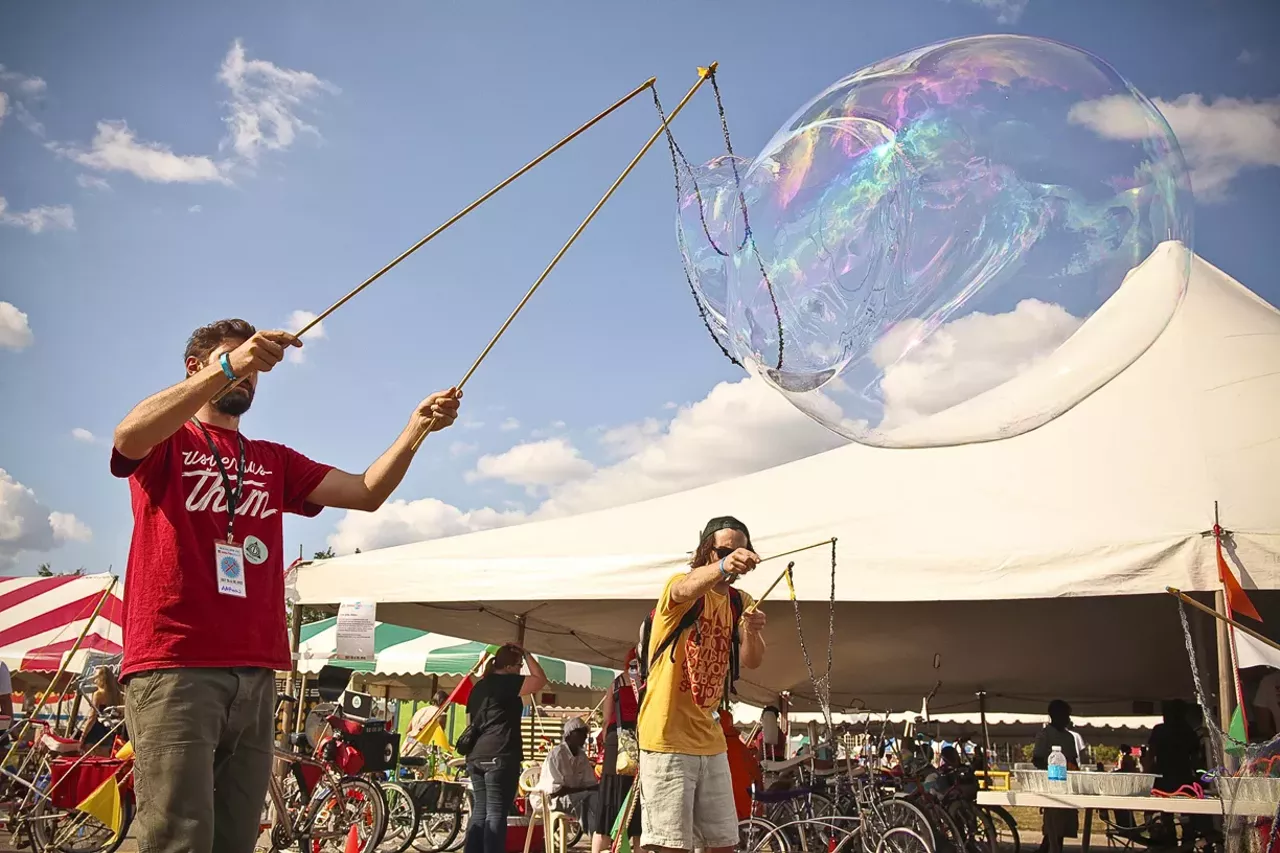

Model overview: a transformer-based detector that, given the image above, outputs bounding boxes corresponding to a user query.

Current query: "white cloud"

[13,102,43,137]
[76,174,111,191]
[449,441,479,457]
[328,498,524,554]
[598,417,663,458]
[218,39,337,164]
[0,469,92,569]
[962,0,1028,23]
[1237,49,1259,65]
[872,299,1082,427]
[188,205,203,214]
[662,401,678,410]
[285,309,325,363]
[49,120,229,185]
[49,512,92,543]
[0,197,74,234]
[499,417,520,432]
[1069,93,1280,202]
[70,428,99,444]
[467,438,594,491]
[0,65,47,97]
[0,92,8,129]
[327,376,844,553]
[462,421,486,430]
[0,302,35,350]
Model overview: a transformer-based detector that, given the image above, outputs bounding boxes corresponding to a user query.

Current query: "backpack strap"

[725,588,744,700]
[651,599,706,665]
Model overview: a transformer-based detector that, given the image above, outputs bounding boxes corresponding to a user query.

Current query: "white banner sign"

[335,599,376,661]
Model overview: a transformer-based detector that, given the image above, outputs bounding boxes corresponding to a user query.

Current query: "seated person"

[533,717,600,821]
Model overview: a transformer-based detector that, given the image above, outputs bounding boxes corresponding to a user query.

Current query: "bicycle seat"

[400,756,427,767]
[447,757,467,770]
[277,693,297,704]
[762,755,809,774]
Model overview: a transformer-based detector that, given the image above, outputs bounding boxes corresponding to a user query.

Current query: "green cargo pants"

[124,667,275,853]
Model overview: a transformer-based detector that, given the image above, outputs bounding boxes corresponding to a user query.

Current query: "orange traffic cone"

[344,823,361,853]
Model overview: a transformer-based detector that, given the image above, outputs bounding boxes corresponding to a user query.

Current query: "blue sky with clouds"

[1,0,1278,575]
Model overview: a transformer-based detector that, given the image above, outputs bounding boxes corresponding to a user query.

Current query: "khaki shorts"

[638,750,738,850]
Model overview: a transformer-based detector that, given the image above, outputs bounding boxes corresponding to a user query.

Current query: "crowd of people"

[89,313,1271,853]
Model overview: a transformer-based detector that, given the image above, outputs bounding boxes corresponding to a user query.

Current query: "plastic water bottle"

[1047,745,1068,787]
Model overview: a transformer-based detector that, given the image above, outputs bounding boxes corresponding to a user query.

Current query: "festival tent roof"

[0,574,122,674]
[295,251,1280,714]
[298,617,616,690]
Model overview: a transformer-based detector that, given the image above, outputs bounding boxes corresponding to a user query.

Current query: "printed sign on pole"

[335,599,376,661]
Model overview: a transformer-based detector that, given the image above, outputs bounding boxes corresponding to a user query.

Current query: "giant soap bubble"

[684,35,1193,447]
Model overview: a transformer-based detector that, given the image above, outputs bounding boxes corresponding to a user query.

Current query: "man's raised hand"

[414,388,463,434]
[723,548,760,576]
[227,330,302,376]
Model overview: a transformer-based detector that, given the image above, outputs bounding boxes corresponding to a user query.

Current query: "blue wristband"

[719,557,731,580]
[219,352,237,381]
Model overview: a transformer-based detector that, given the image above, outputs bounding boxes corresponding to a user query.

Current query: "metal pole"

[978,691,993,775]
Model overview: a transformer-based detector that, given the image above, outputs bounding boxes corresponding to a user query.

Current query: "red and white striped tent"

[0,574,122,674]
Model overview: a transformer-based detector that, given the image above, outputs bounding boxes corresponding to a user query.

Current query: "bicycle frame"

[265,745,363,850]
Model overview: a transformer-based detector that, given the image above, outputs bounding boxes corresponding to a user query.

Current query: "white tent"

[296,252,1280,713]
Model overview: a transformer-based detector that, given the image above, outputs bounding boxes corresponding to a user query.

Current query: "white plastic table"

[977,790,1276,853]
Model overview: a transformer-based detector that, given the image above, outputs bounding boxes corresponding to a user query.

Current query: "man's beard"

[214,386,254,417]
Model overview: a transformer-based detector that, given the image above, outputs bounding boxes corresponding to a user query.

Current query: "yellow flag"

[115,741,134,761]
[75,776,123,838]
[413,719,450,749]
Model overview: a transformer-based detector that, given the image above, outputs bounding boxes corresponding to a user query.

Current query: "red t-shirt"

[111,421,333,677]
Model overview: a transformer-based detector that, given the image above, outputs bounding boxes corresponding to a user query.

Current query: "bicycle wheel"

[379,781,422,853]
[413,811,463,853]
[868,798,935,853]
[739,816,790,853]
[443,790,471,852]
[979,806,1019,853]
[945,802,995,853]
[29,793,135,853]
[305,776,388,853]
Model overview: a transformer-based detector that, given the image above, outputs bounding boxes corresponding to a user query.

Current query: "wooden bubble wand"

[744,538,837,615]
[408,64,720,451]
[210,74,660,403]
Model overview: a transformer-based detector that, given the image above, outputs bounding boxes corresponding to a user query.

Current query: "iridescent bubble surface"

[686,35,1193,447]
[675,155,750,359]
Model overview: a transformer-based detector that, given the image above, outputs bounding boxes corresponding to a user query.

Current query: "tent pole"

[282,602,302,747]
[1213,590,1234,735]
[978,691,993,775]
[516,615,527,647]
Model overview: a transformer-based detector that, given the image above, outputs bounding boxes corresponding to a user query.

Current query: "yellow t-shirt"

[637,574,753,756]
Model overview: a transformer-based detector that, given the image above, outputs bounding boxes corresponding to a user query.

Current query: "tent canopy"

[296,253,1280,713]
[299,617,615,690]
[0,574,121,674]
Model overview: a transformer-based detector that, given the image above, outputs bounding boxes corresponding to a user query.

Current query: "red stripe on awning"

[0,592,121,649]
[21,633,123,673]
[0,576,79,613]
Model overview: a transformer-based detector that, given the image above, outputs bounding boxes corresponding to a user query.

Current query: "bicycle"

[261,695,388,853]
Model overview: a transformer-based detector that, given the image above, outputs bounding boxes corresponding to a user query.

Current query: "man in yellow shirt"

[637,516,767,853]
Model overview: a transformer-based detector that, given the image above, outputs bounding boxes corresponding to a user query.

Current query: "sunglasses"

[711,546,737,560]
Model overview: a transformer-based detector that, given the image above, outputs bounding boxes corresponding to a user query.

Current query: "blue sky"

[1,0,1278,575]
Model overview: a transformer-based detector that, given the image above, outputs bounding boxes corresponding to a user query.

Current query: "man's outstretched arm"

[306,389,461,511]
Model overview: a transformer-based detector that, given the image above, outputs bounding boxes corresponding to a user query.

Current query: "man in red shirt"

[112,319,461,853]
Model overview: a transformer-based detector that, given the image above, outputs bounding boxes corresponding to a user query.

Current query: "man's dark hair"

[1047,699,1072,725]
[184,319,256,364]
[492,644,523,671]
[690,515,753,568]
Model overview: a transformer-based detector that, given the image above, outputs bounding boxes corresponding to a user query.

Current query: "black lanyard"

[192,418,246,544]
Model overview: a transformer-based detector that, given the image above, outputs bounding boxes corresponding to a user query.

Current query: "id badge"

[215,540,247,598]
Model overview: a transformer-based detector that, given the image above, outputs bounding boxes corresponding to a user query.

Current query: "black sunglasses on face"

[711,546,736,560]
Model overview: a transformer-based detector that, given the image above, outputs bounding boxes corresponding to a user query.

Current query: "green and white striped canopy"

[298,618,616,690]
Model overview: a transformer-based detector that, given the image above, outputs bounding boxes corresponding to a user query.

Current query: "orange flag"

[1216,526,1262,623]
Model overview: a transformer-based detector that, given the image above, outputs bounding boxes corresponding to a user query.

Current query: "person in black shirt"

[1148,699,1204,848]
[465,645,548,853]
